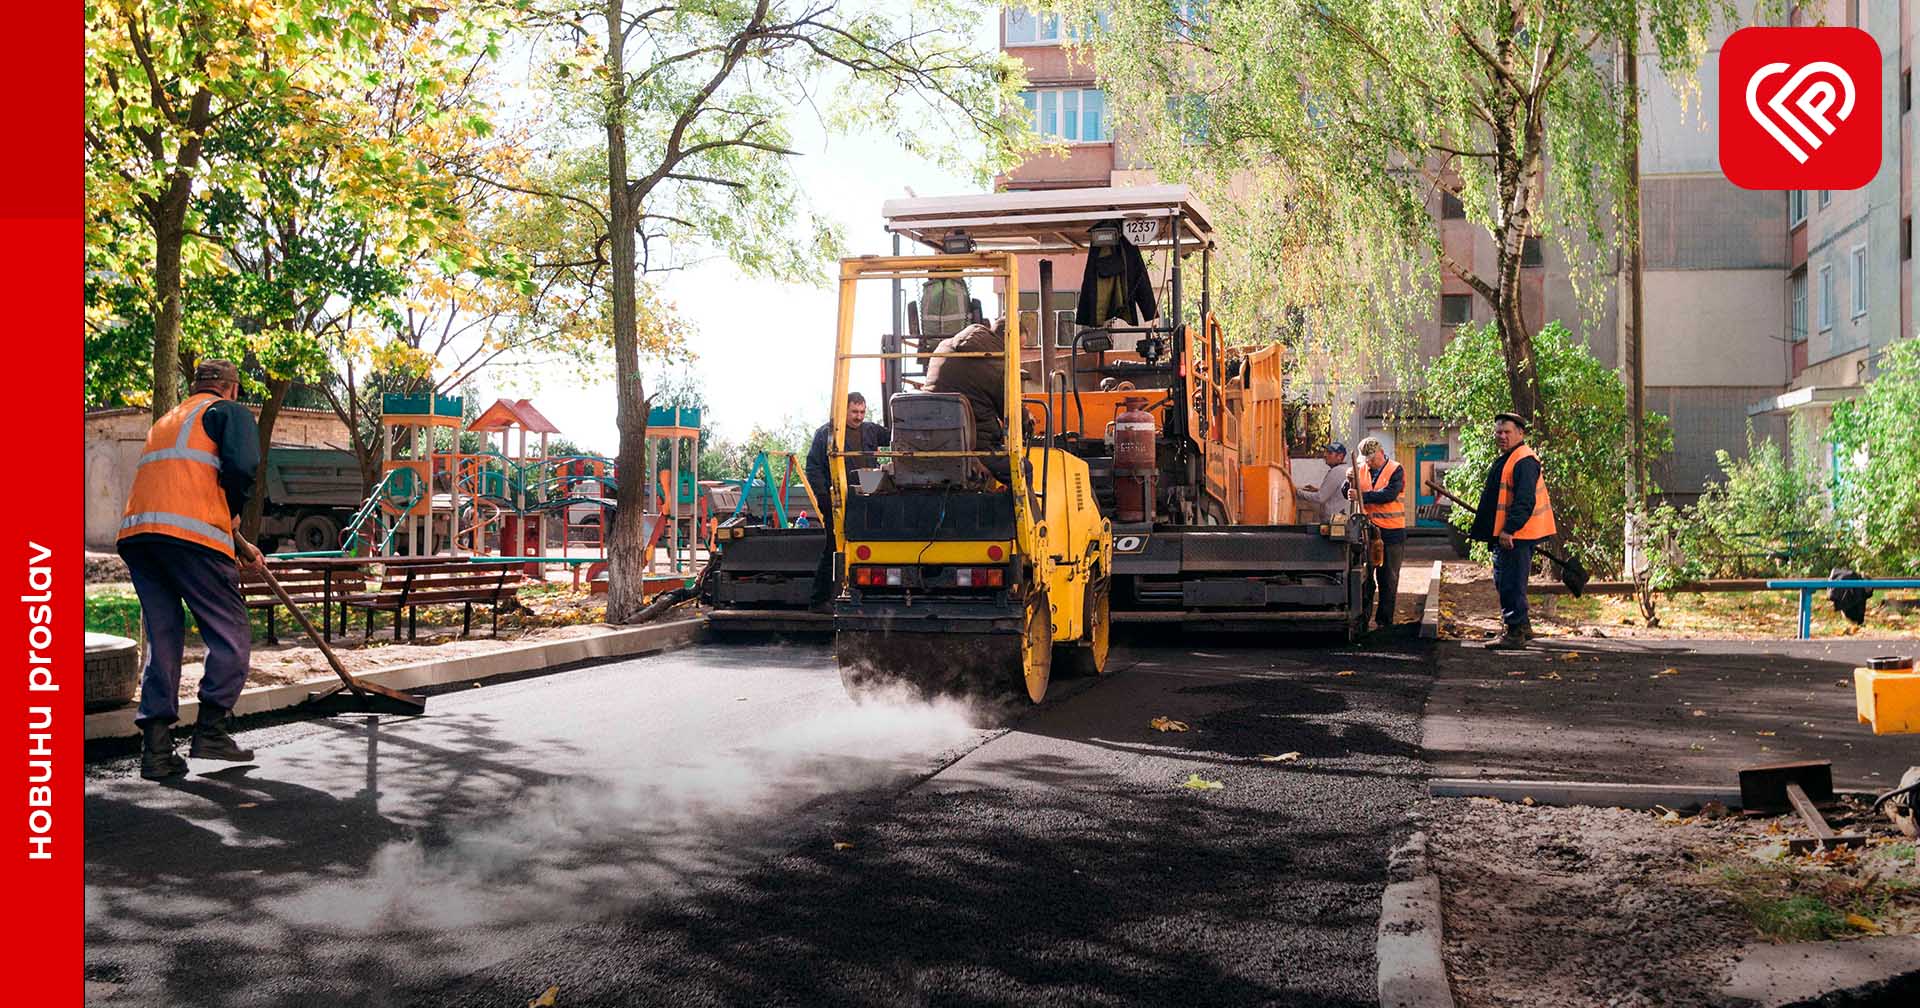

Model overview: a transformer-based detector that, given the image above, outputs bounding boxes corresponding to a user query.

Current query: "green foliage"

[1425,321,1669,571]
[1829,338,1920,573]
[1646,420,1845,584]
[1086,0,1726,415]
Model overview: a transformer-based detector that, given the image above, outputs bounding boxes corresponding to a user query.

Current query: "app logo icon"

[1720,28,1881,190]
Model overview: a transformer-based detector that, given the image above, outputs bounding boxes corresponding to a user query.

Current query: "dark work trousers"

[1491,539,1537,628]
[120,538,251,724]
[1362,537,1405,627]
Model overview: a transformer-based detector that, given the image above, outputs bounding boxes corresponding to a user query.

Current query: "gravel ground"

[1431,797,1752,1008]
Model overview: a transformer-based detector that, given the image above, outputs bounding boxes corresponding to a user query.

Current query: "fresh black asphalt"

[85,630,1432,1007]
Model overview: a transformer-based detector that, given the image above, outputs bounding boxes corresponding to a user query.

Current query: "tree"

[518,0,1029,621]
[1425,320,1670,573]
[1090,0,1724,430]
[1829,338,1920,572]
[84,1,439,416]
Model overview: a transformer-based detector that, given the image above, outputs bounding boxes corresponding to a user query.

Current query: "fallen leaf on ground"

[1336,670,1356,677]
[1541,670,1562,680]
[1656,667,1679,676]
[1846,913,1883,933]
[1521,796,1536,806]
[1261,752,1302,763]
[529,986,558,1007]
[1756,730,1776,737]
[237,802,257,809]
[1560,651,1581,661]
[1691,709,1707,717]
[1150,716,1190,732]
[1182,773,1225,790]
[832,841,854,850]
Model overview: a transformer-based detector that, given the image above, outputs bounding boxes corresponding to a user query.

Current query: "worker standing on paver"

[1348,437,1405,630]
[804,391,891,606]
[118,360,268,779]
[1471,412,1557,648]
[1297,441,1351,521]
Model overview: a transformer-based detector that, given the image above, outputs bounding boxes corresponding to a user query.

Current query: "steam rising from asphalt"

[275,687,987,936]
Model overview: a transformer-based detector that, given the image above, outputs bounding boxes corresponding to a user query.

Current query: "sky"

[482,14,1006,454]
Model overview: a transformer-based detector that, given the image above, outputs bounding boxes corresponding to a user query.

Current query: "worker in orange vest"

[1347,436,1406,630]
[1469,412,1558,648]
[117,360,268,779]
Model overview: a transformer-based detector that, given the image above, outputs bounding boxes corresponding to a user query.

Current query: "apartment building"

[994,3,1914,504]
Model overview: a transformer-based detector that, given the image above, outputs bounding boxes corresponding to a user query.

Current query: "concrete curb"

[1724,934,1920,1006]
[1419,561,1443,640]
[85,617,706,739]
[1429,776,1871,810]
[1377,831,1457,1008]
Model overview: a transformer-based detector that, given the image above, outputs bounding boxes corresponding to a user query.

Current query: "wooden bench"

[345,562,523,642]
[240,562,370,643]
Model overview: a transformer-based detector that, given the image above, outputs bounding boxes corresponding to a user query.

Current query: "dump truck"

[255,446,364,554]
[706,185,1371,658]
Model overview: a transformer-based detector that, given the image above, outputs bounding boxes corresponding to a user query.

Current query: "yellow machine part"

[1024,446,1112,647]
[1855,666,1920,734]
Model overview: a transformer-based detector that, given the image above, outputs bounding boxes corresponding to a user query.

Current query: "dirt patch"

[1433,797,1920,1008]
[1437,561,1920,641]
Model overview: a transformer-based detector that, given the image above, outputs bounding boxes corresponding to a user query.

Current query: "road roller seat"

[887,392,980,488]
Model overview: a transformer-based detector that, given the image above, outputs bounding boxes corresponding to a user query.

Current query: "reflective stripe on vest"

[117,393,237,558]
[1358,458,1405,529]
[1494,444,1558,541]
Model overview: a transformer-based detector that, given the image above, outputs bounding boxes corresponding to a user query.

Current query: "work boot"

[1518,619,1537,640]
[138,718,187,781]
[188,705,254,762]
[1486,623,1529,650]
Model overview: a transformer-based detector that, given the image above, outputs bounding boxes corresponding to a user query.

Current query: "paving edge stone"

[84,616,707,739]
[1377,831,1458,1008]
[1419,561,1443,640]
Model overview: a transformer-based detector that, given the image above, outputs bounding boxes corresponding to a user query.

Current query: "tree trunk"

[151,207,187,419]
[604,0,653,623]
[242,376,292,542]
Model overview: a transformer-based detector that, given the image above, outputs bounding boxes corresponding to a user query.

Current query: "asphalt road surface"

[86,630,1431,1007]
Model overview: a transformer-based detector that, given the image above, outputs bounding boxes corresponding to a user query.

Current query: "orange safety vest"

[117,393,237,558]
[1356,458,1405,529]
[1495,444,1557,541]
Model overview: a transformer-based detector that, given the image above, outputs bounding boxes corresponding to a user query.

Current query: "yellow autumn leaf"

[1336,670,1356,677]
[1150,716,1190,732]
[1261,752,1302,763]
[1657,667,1679,676]
[1846,913,1882,933]
[833,841,854,851]
[1561,651,1581,661]
[1182,773,1225,790]
[528,986,558,1007]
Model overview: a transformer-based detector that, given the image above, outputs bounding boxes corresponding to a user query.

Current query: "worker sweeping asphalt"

[1470,412,1558,649]
[117,359,268,779]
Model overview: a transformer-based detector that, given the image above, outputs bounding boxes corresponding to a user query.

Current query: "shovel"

[1425,478,1591,597]
[251,562,427,716]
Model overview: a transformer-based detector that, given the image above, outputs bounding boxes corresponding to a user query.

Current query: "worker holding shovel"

[1470,412,1558,648]
[117,360,268,780]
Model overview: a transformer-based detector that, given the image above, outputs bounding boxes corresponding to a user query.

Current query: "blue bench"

[1765,579,1920,638]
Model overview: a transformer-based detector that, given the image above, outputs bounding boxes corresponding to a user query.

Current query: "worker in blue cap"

[1297,442,1352,521]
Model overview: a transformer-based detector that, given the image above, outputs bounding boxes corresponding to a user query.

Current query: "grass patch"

[1711,852,1920,941]
[85,587,143,638]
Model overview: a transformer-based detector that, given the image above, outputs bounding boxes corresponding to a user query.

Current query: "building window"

[1790,270,1807,342]
[1165,94,1209,144]
[1169,0,1210,39]
[1019,89,1107,142]
[1818,263,1834,331]
[1520,236,1543,267]
[1440,192,1464,219]
[1004,8,1060,45]
[1850,243,1867,317]
[1440,294,1473,326]
[1789,189,1807,225]
[1818,189,1832,208]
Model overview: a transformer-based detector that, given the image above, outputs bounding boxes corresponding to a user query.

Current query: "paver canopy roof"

[881,184,1216,255]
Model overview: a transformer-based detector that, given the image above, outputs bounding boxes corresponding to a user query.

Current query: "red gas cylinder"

[1112,398,1158,524]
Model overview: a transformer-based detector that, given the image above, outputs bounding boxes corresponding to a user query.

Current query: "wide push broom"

[1424,478,1591,597]
[253,564,428,716]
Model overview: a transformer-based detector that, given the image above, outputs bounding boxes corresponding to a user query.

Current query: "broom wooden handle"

[253,563,366,695]
[1424,477,1578,568]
